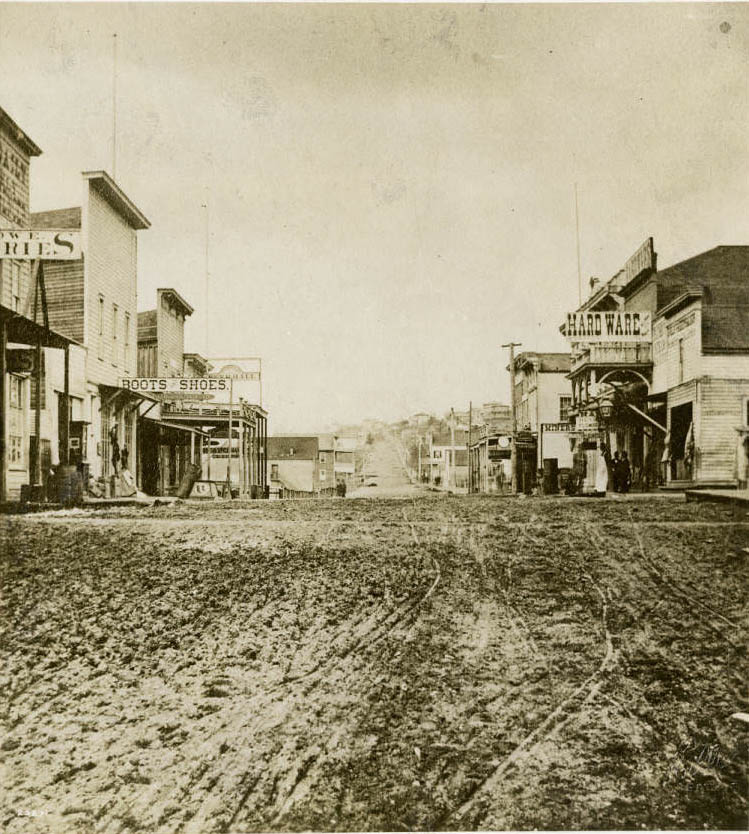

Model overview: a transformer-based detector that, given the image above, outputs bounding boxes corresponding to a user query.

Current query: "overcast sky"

[1,3,746,432]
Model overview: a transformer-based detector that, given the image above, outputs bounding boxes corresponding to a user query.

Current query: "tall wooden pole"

[468,401,473,493]
[502,342,522,493]
[226,378,233,498]
[0,317,7,503]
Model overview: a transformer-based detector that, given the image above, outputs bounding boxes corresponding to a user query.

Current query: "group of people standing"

[610,449,632,493]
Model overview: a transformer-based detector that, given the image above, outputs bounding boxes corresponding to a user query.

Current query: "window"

[559,396,572,423]
[319,452,326,463]
[678,338,684,383]
[320,469,326,480]
[9,375,23,408]
[289,447,295,456]
[11,262,21,311]
[124,312,130,368]
[112,304,118,364]
[9,434,24,466]
[98,295,104,359]
[271,464,279,479]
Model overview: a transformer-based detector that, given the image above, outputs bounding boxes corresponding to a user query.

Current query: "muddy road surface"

[2,494,748,832]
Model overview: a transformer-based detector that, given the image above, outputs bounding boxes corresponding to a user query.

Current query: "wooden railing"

[571,342,652,373]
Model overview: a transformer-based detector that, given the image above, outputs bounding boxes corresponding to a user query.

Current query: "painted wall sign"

[120,377,230,393]
[565,310,652,343]
[209,364,260,381]
[623,237,655,285]
[0,229,81,260]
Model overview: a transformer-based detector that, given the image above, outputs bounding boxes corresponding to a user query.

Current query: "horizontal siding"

[701,354,749,378]
[667,380,697,409]
[41,259,85,343]
[698,378,749,482]
[85,188,138,386]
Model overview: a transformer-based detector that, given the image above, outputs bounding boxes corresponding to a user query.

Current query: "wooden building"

[563,239,749,490]
[0,106,84,502]
[31,171,152,491]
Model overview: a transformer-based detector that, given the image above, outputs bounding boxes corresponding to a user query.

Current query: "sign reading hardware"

[0,229,81,260]
[565,311,651,342]
[120,377,230,393]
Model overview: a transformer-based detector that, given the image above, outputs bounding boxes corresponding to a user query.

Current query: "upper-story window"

[98,295,105,359]
[112,304,119,365]
[124,312,130,369]
[559,396,572,423]
[11,262,21,311]
[678,338,684,384]
[320,452,326,463]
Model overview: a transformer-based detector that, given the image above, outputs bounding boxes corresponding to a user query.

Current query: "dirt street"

[2,450,748,831]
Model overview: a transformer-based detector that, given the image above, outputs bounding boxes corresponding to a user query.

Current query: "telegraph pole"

[468,400,473,494]
[502,342,522,493]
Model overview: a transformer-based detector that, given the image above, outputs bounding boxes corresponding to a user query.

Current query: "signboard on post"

[1,229,81,260]
[564,310,652,343]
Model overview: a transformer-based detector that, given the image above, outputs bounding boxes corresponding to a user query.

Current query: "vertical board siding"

[698,377,749,482]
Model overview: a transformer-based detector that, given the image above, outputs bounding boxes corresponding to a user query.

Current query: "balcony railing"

[571,342,652,374]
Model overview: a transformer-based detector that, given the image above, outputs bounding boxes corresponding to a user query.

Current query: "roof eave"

[82,170,150,230]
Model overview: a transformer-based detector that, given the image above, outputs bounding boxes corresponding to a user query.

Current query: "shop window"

[559,396,572,423]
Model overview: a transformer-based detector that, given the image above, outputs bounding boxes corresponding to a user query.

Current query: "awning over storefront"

[1,305,79,351]
[142,417,209,437]
[98,382,159,413]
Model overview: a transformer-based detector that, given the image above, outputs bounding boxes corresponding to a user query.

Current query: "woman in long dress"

[595,442,610,495]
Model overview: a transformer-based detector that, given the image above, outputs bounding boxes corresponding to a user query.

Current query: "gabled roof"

[654,246,749,352]
[511,352,571,374]
[268,436,319,460]
[0,107,42,156]
[30,207,81,230]
[82,170,150,230]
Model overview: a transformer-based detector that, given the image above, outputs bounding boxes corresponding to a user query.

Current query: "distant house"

[317,434,336,489]
[427,428,469,490]
[334,435,357,486]
[267,436,320,497]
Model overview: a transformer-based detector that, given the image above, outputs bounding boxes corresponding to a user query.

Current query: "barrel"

[57,465,83,506]
[542,458,559,495]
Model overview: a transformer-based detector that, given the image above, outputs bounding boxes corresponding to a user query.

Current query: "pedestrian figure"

[620,450,632,493]
[120,445,129,471]
[595,442,610,495]
[612,450,622,492]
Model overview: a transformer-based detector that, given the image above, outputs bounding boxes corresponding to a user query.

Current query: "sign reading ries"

[1,229,82,260]
[565,310,652,343]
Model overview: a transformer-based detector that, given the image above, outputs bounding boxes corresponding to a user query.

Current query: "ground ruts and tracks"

[1,495,747,832]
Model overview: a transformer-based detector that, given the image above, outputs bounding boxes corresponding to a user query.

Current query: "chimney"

[589,276,600,296]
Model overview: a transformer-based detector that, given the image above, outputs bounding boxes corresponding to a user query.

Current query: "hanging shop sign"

[120,377,230,393]
[0,229,81,260]
[565,310,652,343]
[541,423,573,433]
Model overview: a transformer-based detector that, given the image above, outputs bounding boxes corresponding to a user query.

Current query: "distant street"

[349,434,424,498]
[2,445,748,831]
